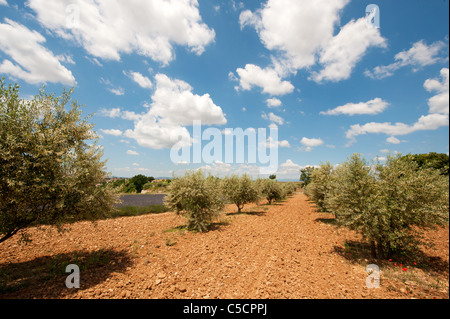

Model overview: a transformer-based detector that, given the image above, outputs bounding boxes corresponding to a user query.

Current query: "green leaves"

[305,153,449,259]
[222,174,260,213]
[0,78,119,243]
[164,170,224,232]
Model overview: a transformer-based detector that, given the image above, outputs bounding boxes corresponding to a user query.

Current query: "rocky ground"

[0,191,448,299]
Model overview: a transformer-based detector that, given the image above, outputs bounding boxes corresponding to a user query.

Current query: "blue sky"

[0,0,448,180]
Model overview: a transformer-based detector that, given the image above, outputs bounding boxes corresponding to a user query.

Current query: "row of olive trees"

[164,171,297,232]
[1,80,296,243]
[304,153,449,259]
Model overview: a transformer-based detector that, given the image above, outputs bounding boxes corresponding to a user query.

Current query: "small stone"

[157,272,166,279]
[177,285,187,293]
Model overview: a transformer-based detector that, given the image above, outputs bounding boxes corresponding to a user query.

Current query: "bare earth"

[0,191,448,299]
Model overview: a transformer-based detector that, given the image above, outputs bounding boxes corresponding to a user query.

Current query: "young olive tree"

[164,170,224,232]
[304,162,334,212]
[0,79,119,244]
[222,174,260,213]
[371,154,449,258]
[326,153,449,259]
[258,178,284,204]
[325,154,379,253]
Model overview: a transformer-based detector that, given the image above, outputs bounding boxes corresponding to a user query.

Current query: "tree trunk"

[377,240,385,260]
[370,240,377,259]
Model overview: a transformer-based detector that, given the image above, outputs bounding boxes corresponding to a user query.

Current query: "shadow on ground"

[226,210,267,217]
[333,240,449,275]
[0,248,132,298]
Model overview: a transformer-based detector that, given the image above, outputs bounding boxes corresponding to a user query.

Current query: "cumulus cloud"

[346,68,449,145]
[124,73,227,149]
[99,107,122,118]
[237,0,386,86]
[424,68,449,114]
[124,70,153,89]
[108,87,125,96]
[0,18,76,85]
[310,18,387,83]
[28,0,215,66]
[100,129,123,137]
[365,40,447,79]
[239,0,349,71]
[126,150,139,156]
[262,112,284,125]
[346,113,449,146]
[320,98,389,116]
[234,64,294,96]
[266,97,282,108]
[386,136,401,144]
[300,137,324,151]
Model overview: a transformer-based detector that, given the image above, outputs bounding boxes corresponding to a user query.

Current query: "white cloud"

[262,112,284,125]
[300,137,324,151]
[85,56,103,67]
[365,40,447,79]
[278,140,290,148]
[0,19,76,85]
[311,18,387,83]
[100,129,123,137]
[424,68,449,114]
[126,150,139,156]
[56,54,75,64]
[124,70,153,89]
[99,107,122,118]
[28,0,215,66]
[346,68,450,145]
[266,97,282,108]
[100,77,125,95]
[235,64,294,96]
[263,137,290,149]
[275,159,301,179]
[239,0,349,71]
[386,136,401,144]
[124,73,227,149]
[197,161,232,177]
[0,0,8,6]
[346,113,449,145]
[239,0,385,84]
[320,98,389,116]
[108,87,125,96]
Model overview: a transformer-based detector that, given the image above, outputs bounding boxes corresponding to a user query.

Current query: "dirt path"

[0,191,448,299]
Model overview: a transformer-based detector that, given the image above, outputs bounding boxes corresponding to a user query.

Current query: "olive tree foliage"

[369,155,449,257]
[324,153,449,259]
[257,178,285,204]
[221,174,260,213]
[164,170,224,232]
[0,79,119,244]
[283,182,297,196]
[303,162,334,212]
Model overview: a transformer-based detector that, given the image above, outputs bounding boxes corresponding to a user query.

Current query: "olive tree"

[258,178,284,204]
[0,79,119,244]
[326,153,449,259]
[304,162,334,212]
[370,155,449,257]
[222,174,260,213]
[164,170,224,232]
